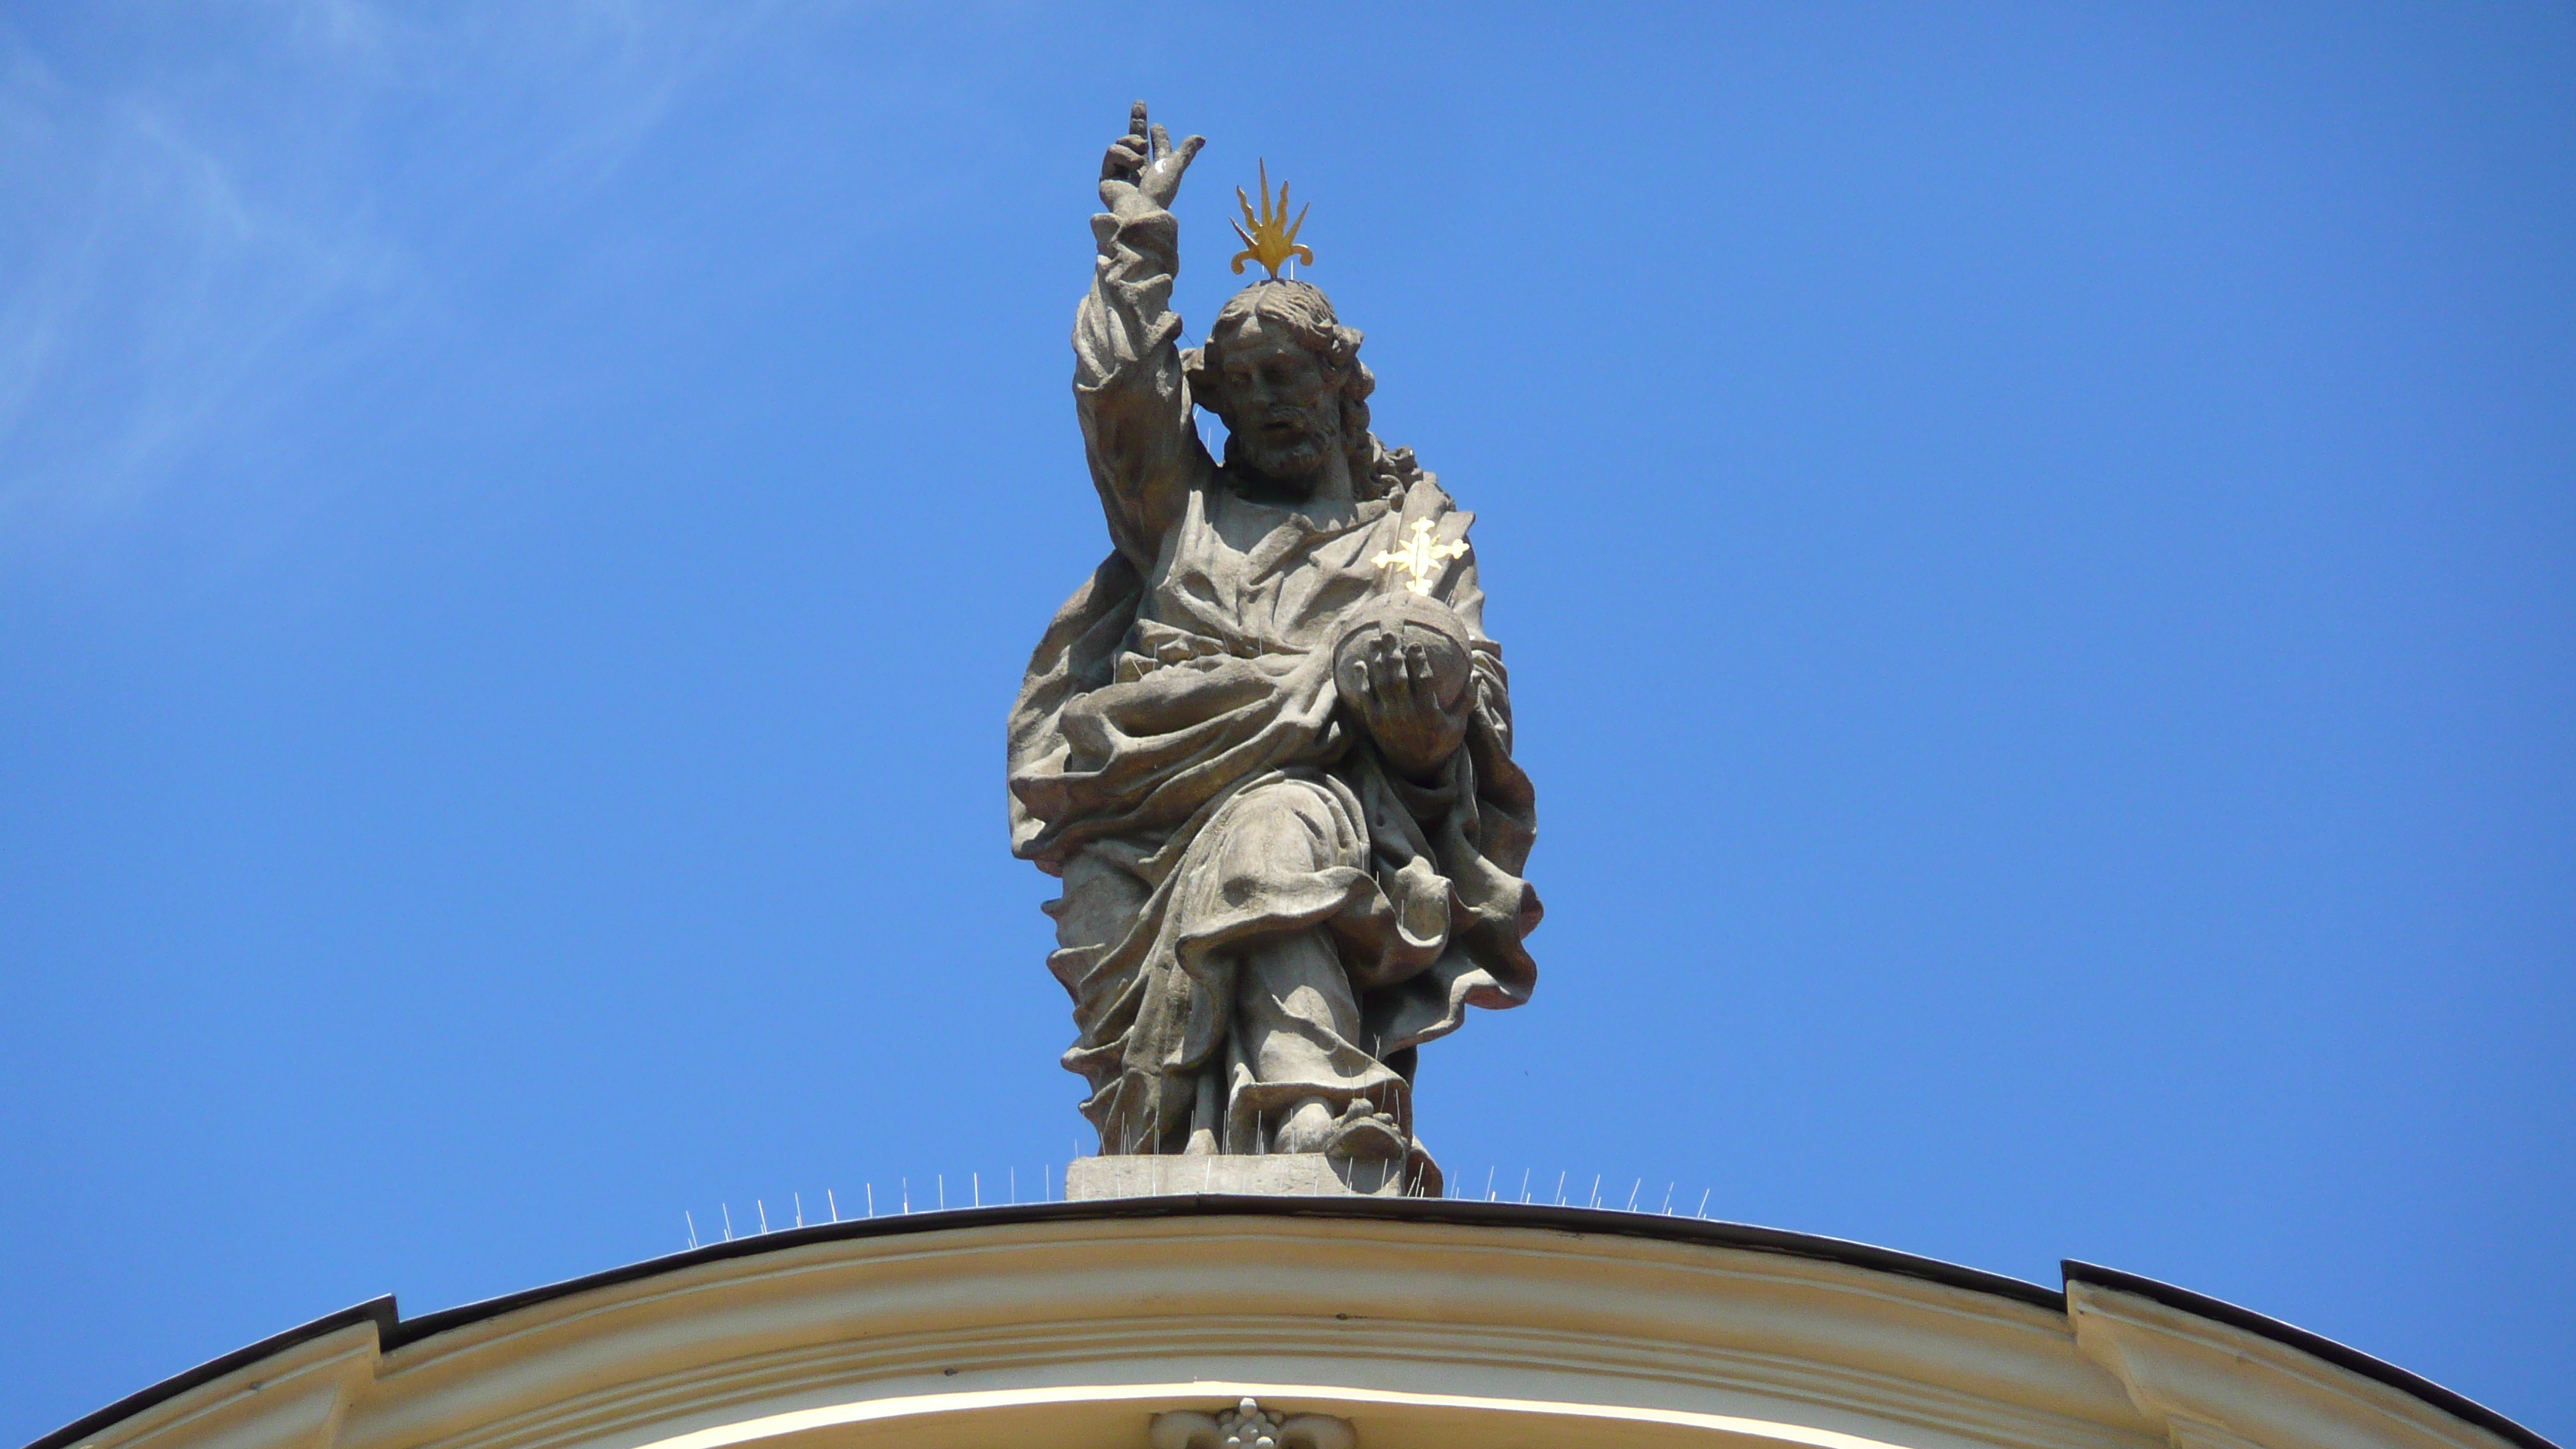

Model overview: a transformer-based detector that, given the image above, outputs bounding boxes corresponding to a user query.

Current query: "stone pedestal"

[1064,1153,1409,1199]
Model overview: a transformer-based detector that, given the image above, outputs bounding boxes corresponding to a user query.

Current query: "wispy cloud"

[0,1,796,546]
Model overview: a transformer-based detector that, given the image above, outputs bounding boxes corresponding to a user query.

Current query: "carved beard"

[1225,412,1336,493]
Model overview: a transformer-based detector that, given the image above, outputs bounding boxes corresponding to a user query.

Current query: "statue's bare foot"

[1275,1097,1338,1154]
[1322,1100,1406,1163]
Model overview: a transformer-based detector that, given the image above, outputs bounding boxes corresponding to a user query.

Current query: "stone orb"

[1333,592,1474,711]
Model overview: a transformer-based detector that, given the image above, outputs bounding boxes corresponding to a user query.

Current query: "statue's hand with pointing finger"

[1098,100,1205,220]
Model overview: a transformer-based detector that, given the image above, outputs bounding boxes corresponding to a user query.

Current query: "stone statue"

[1009,103,1541,1194]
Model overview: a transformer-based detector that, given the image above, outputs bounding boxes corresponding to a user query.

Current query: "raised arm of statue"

[1074,102,1212,570]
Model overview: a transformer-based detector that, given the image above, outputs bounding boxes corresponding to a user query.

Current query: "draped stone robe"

[1006,199,1540,1185]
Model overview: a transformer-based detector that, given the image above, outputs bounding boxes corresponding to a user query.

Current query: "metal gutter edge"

[2062,1260,2558,1449]
[380,1194,2065,1349]
[33,1204,2553,1449]
[19,1197,2053,1449]
[23,1297,398,1449]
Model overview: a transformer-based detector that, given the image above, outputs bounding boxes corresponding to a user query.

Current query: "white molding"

[72,1325,376,1449]
[51,1216,2534,1449]
[2067,1283,2520,1449]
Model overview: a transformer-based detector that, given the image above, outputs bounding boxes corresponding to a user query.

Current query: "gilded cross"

[1372,518,1469,595]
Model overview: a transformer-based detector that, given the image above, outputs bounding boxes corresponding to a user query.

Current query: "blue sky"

[3,3,2570,1444]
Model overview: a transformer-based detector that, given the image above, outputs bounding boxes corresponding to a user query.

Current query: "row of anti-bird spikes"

[1478,1168,1716,1218]
[682,1170,1054,1249]
[678,1168,1720,1250]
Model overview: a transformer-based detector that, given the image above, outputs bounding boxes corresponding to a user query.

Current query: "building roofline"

[27,1297,398,1449]
[23,1200,2556,1449]
[2062,1260,2556,1449]
[379,1194,2064,1348]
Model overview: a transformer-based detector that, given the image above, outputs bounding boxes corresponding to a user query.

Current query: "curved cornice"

[24,1198,2556,1449]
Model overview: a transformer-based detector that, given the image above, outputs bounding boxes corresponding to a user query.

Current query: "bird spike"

[1230,159,1316,279]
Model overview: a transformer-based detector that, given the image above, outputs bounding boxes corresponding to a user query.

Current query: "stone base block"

[1064,1153,1410,1200]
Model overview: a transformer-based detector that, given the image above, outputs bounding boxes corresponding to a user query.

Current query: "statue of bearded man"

[1008,103,1541,1194]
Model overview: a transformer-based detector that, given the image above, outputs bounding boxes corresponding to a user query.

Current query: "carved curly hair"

[1184,279,1403,495]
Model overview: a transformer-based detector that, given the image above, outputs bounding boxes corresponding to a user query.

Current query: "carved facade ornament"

[1150,1399,1356,1449]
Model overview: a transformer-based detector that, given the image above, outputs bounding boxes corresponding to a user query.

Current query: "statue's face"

[1214,316,1339,489]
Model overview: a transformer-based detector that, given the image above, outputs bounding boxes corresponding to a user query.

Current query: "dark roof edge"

[32,1205,2550,1449]
[21,1197,2056,1449]
[24,1297,399,1449]
[380,1195,2067,1348]
[2062,1262,2559,1449]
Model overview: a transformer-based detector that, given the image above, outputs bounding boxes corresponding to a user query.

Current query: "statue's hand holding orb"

[1099,101,1204,214]
[1334,593,1474,778]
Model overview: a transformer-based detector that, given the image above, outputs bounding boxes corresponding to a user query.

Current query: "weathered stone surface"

[1065,1153,1411,1201]
[1009,103,1543,1196]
